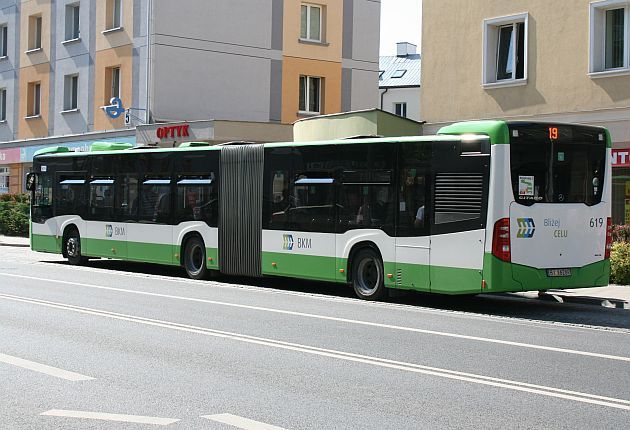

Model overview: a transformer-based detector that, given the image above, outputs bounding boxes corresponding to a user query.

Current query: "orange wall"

[18,64,50,139]
[93,45,133,131]
[283,0,343,63]
[281,57,341,124]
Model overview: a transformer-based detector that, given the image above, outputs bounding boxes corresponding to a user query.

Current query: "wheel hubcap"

[186,244,204,276]
[67,237,78,257]
[356,257,381,295]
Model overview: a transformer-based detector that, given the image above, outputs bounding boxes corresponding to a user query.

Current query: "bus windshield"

[509,124,606,206]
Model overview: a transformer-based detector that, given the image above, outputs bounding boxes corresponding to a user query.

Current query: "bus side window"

[89,180,115,220]
[397,143,430,237]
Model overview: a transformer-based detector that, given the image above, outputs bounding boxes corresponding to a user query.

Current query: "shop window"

[0,166,9,194]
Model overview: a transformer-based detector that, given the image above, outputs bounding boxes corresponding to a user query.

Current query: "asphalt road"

[0,247,629,429]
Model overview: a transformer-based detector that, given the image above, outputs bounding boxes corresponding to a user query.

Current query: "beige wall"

[95,0,134,51]
[20,0,52,67]
[93,45,133,131]
[283,0,343,62]
[18,64,50,139]
[281,57,342,124]
[421,0,630,129]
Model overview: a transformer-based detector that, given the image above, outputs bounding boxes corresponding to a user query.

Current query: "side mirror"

[26,173,37,192]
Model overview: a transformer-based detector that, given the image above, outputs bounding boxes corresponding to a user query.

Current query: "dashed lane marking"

[40,409,179,425]
[202,413,286,430]
[0,353,94,381]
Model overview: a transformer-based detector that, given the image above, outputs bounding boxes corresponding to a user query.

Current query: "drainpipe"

[145,0,153,124]
[380,88,388,110]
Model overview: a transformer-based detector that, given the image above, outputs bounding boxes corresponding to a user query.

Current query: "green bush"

[0,193,30,237]
[612,224,630,243]
[610,242,630,285]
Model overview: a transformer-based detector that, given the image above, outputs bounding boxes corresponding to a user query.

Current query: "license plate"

[547,268,571,277]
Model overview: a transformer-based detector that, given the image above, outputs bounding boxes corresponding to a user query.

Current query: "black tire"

[351,248,387,300]
[64,229,87,265]
[183,236,209,280]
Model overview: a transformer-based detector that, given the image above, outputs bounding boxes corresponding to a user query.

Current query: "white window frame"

[0,24,7,58]
[0,88,6,121]
[111,66,121,99]
[394,102,407,118]
[589,0,630,77]
[300,3,323,43]
[33,82,41,116]
[299,75,321,115]
[104,0,123,31]
[64,3,80,42]
[63,74,79,112]
[482,13,529,88]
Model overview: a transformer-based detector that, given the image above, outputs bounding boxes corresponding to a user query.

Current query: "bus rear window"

[509,124,606,206]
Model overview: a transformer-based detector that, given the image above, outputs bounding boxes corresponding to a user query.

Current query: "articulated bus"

[27,121,612,300]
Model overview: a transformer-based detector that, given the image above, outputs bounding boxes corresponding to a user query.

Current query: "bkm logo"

[283,234,294,250]
[517,218,535,238]
[105,225,113,238]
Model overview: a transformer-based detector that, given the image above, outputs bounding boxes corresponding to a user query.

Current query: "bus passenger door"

[395,161,431,292]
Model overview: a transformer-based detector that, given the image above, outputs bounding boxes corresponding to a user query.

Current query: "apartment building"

[421,0,630,225]
[0,0,381,194]
[379,42,421,121]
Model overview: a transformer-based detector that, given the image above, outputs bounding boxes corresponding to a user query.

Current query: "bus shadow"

[46,259,630,331]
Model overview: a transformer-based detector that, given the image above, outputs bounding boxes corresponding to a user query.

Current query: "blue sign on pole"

[105,97,125,119]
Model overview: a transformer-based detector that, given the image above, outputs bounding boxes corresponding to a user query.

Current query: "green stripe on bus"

[482,254,610,292]
[31,234,62,253]
[262,252,339,282]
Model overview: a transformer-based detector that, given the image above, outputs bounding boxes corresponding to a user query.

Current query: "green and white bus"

[27,121,612,300]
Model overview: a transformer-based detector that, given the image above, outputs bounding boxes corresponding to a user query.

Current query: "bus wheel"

[352,248,387,300]
[184,236,208,280]
[65,230,87,265]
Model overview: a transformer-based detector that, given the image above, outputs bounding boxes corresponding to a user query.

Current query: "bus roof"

[32,134,481,159]
[438,120,611,148]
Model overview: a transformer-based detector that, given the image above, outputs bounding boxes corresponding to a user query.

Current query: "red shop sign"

[156,124,190,140]
[0,147,20,165]
[612,149,630,167]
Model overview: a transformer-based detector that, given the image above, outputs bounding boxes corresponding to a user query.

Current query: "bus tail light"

[492,218,511,262]
[605,217,613,259]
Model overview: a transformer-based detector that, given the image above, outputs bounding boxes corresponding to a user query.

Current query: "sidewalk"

[0,235,30,247]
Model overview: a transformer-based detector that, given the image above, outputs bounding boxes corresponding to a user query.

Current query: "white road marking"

[0,273,628,363]
[2,293,630,411]
[0,353,94,381]
[4,259,628,336]
[40,409,179,425]
[202,413,286,430]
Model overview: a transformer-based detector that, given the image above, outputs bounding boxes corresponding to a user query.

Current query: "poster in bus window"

[519,176,534,196]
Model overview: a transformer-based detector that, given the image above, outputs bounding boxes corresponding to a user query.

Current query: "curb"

[537,291,629,309]
[0,243,30,247]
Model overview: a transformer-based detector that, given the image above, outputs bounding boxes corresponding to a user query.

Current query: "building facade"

[379,42,421,121]
[421,0,630,225]
[0,0,381,194]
